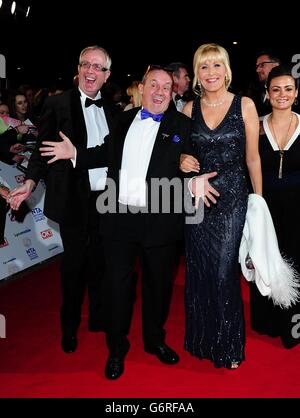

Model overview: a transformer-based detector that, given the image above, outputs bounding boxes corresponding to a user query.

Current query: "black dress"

[250,113,300,349]
[185,95,248,368]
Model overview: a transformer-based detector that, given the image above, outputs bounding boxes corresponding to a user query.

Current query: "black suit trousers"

[59,192,105,336]
[104,236,177,356]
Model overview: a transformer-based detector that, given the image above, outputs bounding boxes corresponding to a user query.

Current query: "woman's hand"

[16,124,30,135]
[7,180,36,210]
[190,172,220,207]
[9,143,25,154]
[180,154,200,173]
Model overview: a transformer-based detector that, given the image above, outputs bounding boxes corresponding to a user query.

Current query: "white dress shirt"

[119,110,160,207]
[172,92,186,112]
[79,88,109,191]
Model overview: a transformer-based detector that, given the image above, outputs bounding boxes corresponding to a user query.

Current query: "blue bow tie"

[141,108,164,122]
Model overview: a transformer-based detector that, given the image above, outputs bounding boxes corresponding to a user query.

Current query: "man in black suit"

[33,65,218,379]
[97,67,191,380]
[245,51,281,117]
[167,62,191,112]
[8,46,114,353]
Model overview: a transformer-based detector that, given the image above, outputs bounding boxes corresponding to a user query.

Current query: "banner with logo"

[0,161,63,281]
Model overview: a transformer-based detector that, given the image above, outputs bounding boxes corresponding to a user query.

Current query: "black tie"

[175,94,183,101]
[85,97,103,108]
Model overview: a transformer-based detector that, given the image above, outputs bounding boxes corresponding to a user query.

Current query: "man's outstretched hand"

[40,131,76,163]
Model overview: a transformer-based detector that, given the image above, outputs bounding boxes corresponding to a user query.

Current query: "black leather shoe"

[61,336,78,353]
[105,356,124,380]
[144,343,179,365]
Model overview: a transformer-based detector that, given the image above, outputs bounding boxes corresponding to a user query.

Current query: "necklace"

[269,113,293,179]
[202,96,226,107]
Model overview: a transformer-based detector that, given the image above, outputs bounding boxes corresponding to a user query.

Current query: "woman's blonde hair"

[192,43,232,96]
[126,80,142,107]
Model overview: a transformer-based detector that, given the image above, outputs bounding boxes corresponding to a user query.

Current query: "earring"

[224,75,230,88]
[294,98,298,106]
[197,80,203,96]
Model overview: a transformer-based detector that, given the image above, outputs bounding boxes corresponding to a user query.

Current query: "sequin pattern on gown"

[184,95,248,368]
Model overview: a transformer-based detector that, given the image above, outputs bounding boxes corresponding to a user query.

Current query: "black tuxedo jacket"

[76,106,192,246]
[0,129,20,165]
[26,88,114,225]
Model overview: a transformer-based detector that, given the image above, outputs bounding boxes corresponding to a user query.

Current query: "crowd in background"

[1,45,300,379]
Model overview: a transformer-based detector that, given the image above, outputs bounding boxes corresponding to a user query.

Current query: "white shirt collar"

[78,87,101,102]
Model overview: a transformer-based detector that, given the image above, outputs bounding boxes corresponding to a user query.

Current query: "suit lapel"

[103,99,115,133]
[146,109,175,178]
[70,88,87,147]
[70,90,115,147]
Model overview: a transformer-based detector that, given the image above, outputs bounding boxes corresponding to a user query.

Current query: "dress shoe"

[144,343,179,365]
[105,356,124,380]
[61,336,78,353]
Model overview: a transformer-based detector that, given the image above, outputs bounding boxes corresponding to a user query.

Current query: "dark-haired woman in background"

[250,65,300,349]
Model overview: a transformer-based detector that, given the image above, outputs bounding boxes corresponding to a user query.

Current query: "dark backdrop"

[1,1,299,92]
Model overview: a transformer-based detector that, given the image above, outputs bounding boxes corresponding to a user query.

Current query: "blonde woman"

[124,80,142,111]
[181,43,262,369]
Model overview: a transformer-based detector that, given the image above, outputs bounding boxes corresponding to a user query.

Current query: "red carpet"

[0,257,300,398]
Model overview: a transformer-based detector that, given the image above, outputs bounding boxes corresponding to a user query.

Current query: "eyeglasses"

[79,61,108,72]
[256,61,276,70]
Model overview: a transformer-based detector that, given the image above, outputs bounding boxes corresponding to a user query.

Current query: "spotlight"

[3,1,32,18]
[11,1,16,15]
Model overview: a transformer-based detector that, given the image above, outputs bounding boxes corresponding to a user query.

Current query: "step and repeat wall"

[0,161,63,281]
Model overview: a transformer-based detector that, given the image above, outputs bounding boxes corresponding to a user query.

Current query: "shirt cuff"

[70,147,77,167]
[188,176,197,197]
